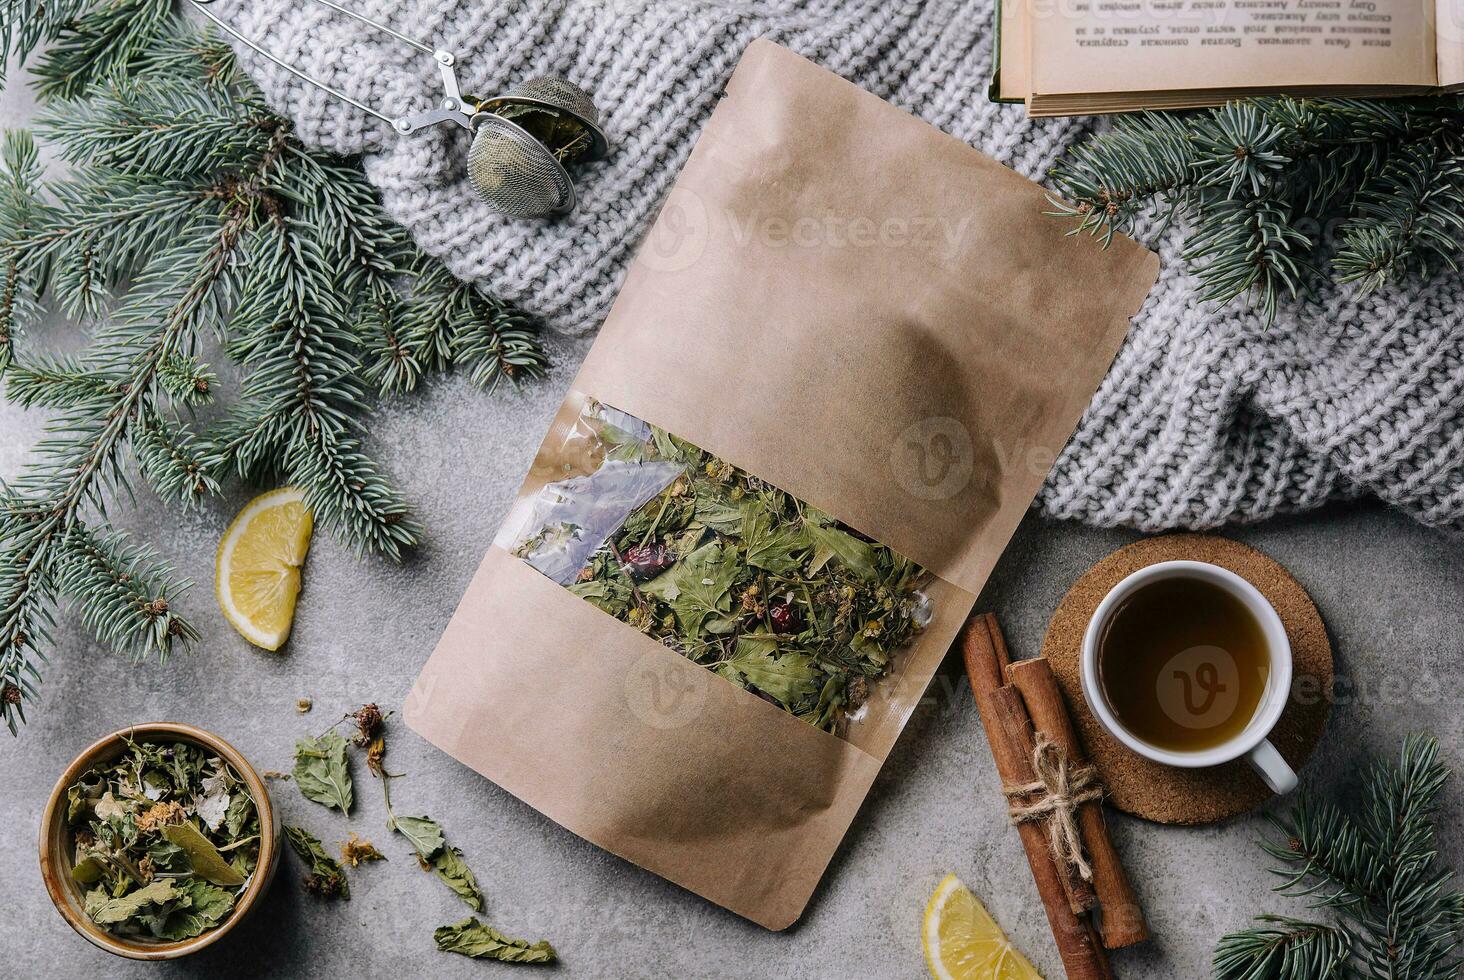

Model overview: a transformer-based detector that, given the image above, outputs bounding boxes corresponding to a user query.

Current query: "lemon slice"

[923,873,1043,980]
[216,488,313,650]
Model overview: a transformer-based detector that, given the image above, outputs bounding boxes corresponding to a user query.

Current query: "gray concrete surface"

[4,69,1464,980]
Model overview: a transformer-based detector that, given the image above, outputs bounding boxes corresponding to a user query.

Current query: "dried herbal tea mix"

[512,401,932,735]
[64,739,259,941]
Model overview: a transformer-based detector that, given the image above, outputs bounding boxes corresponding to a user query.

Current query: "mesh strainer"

[466,76,610,217]
[189,0,609,220]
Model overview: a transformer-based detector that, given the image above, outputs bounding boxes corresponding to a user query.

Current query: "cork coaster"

[1039,534,1332,825]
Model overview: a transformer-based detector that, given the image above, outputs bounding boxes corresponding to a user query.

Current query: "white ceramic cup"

[1079,560,1298,795]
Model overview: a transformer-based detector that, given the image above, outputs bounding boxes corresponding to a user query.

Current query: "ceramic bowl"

[38,722,280,960]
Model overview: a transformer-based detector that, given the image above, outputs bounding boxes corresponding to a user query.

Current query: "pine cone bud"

[620,543,674,580]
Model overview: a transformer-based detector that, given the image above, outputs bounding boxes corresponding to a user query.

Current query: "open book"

[994,0,1464,114]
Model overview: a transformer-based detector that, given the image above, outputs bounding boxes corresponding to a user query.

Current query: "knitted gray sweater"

[224,0,1464,532]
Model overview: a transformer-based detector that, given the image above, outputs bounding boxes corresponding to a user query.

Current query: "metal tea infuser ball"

[190,0,608,218]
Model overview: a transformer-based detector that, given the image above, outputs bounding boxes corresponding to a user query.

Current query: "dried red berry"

[768,600,803,634]
[621,543,675,580]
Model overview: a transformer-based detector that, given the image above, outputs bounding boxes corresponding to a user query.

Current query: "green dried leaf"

[89,879,181,925]
[283,825,349,900]
[223,792,254,838]
[805,522,878,580]
[143,879,235,941]
[715,637,819,706]
[66,782,93,823]
[161,821,246,886]
[740,508,806,575]
[389,812,485,909]
[642,540,738,637]
[292,733,354,814]
[84,886,109,921]
[389,813,445,862]
[431,846,486,912]
[434,918,557,964]
[71,855,105,884]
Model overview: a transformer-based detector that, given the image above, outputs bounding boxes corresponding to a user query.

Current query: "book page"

[998,0,1033,99]
[1438,0,1464,83]
[1030,0,1438,97]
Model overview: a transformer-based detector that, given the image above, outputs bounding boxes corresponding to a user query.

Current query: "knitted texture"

[221,0,1464,532]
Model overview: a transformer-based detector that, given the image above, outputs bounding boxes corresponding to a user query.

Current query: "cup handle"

[1248,738,1298,795]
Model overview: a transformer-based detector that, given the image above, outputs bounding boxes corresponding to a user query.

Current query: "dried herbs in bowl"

[40,724,279,959]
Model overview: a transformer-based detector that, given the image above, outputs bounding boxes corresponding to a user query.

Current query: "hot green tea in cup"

[1096,575,1271,752]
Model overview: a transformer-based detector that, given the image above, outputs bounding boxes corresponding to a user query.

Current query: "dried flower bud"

[303,871,347,898]
[366,735,386,778]
[352,702,383,747]
[621,543,675,580]
[1,682,20,705]
[136,801,187,833]
[296,697,313,713]
[339,832,386,867]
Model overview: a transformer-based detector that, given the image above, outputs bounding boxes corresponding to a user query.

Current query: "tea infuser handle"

[1248,738,1298,795]
[188,0,473,133]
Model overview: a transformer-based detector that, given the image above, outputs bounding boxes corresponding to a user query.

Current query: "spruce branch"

[52,522,196,658]
[1212,916,1354,980]
[211,220,421,559]
[0,0,92,85]
[1051,95,1464,322]
[1214,735,1464,980]
[355,277,422,395]
[156,352,216,406]
[0,178,241,734]
[130,21,239,90]
[30,0,171,100]
[0,8,545,731]
[0,130,44,374]
[5,354,123,409]
[1334,139,1464,292]
[388,258,550,393]
[38,75,284,179]
[133,408,220,508]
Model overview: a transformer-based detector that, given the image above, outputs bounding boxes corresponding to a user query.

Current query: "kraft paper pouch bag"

[405,39,1158,930]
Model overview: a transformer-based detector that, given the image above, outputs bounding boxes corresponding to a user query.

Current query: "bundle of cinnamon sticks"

[961,613,1147,979]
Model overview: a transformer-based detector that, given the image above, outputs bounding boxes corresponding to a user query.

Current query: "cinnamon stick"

[963,614,1094,915]
[961,615,1111,980]
[1009,656,1149,949]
